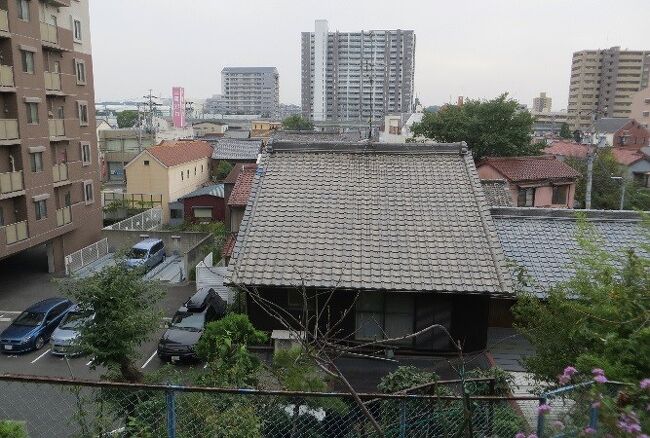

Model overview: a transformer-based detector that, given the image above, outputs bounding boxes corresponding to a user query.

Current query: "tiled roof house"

[227,141,513,352]
[477,156,580,208]
[222,164,257,261]
[211,139,263,162]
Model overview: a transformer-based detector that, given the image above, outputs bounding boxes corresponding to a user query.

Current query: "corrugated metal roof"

[178,184,225,199]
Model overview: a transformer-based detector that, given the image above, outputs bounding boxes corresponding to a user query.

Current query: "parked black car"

[157,287,226,362]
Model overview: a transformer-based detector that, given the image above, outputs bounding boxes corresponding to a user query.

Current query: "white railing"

[0,119,19,141]
[64,237,108,276]
[40,22,58,45]
[44,71,61,91]
[0,10,8,33]
[49,119,65,137]
[52,163,68,182]
[4,221,28,244]
[0,65,14,87]
[104,207,162,231]
[56,206,72,227]
[0,170,23,194]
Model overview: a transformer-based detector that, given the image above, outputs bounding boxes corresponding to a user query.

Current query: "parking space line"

[0,310,21,314]
[31,349,51,364]
[141,351,157,369]
[86,358,94,366]
[0,318,11,322]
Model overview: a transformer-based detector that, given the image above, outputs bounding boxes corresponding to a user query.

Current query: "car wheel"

[34,336,45,350]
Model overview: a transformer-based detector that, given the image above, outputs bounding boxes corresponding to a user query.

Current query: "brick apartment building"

[0,0,102,272]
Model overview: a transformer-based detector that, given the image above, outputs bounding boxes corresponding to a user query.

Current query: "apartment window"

[643,111,649,117]
[180,171,183,181]
[26,102,38,124]
[194,166,196,175]
[64,191,71,207]
[75,59,86,84]
[34,200,47,220]
[16,0,29,21]
[0,206,3,226]
[29,152,43,172]
[72,19,82,42]
[186,169,189,178]
[201,164,204,173]
[83,181,94,204]
[144,160,150,166]
[77,101,88,126]
[80,142,91,165]
[552,185,569,205]
[517,187,535,207]
[21,50,34,74]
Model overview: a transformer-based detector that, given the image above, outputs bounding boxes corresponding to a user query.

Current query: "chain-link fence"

[0,374,544,438]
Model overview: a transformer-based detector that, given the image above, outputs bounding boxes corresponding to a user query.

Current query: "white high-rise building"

[301,20,416,121]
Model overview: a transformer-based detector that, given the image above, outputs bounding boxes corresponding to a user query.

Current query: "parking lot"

[0,246,200,379]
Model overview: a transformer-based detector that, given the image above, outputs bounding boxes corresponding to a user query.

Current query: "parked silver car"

[125,238,166,271]
[50,306,94,356]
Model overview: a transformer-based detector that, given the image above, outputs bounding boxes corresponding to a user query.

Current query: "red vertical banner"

[172,86,185,128]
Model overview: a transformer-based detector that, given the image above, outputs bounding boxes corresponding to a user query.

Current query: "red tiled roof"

[228,165,257,206]
[479,156,580,182]
[222,233,238,258]
[543,141,590,159]
[611,148,646,166]
[223,163,245,184]
[146,140,213,167]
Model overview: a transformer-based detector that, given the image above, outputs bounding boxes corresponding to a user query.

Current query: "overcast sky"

[90,0,649,110]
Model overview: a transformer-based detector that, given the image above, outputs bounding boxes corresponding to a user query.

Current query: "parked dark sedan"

[157,288,226,362]
[0,298,75,353]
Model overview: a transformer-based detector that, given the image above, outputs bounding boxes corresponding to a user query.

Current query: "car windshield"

[59,311,92,330]
[129,248,148,259]
[13,311,46,327]
[170,311,204,331]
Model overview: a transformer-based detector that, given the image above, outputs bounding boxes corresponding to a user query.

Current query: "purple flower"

[563,366,577,376]
[583,427,596,435]
[515,433,526,438]
[552,420,564,430]
[594,374,608,384]
[638,435,649,438]
[527,435,538,438]
[640,378,650,389]
[558,374,570,385]
[537,404,551,414]
[592,368,605,376]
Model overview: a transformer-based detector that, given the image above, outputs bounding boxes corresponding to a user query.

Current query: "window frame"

[26,102,39,124]
[83,180,94,205]
[29,151,43,172]
[16,0,29,21]
[80,142,92,166]
[35,199,47,220]
[21,50,34,74]
[74,59,86,85]
[72,18,82,42]
[517,187,536,207]
[552,185,568,205]
[77,101,89,126]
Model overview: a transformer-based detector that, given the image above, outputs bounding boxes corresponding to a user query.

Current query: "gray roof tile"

[210,139,262,160]
[227,142,513,295]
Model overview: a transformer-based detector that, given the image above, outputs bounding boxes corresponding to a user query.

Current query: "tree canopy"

[282,115,313,131]
[410,94,541,160]
[514,217,650,382]
[559,122,572,139]
[116,110,139,128]
[58,264,164,382]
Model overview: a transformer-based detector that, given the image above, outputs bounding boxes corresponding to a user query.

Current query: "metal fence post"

[399,400,406,438]
[166,387,176,438]
[536,397,546,438]
[589,403,599,431]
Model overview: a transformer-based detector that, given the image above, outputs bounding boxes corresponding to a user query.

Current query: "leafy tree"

[282,115,313,131]
[410,94,540,160]
[559,122,572,139]
[0,421,28,438]
[214,161,233,181]
[566,150,650,210]
[514,217,650,382]
[59,264,165,382]
[196,313,267,387]
[116,110,139,128]
[377,366,439,393]
[272,347,327,392]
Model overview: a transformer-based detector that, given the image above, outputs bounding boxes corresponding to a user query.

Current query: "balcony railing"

[56,205,71,227]
[52,163,68,183]
[0,170,23,194]
[0,65,14,87]
[44,71,61,91]
[0,119,18,141]
[0,10,8,33]
[48,119,65,137]
[4,220,28,244]
[40,22,58,45]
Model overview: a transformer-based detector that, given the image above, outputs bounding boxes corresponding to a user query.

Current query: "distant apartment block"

[630,87,650,129]
[0,0,102,272]
[532,92,552,113]
[301,20,415,121]
[221,67,279,117]
[567,46,650,131]
[532,111,568,137]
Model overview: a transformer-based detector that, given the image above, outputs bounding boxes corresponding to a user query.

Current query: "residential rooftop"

[211,139,262,161]
[228,142,513,294]
[481,180,514,207]
[478,155,581,182]
[491,207,649,296]
[132,140,213,168]
[178,184,225,200]
[228,165,257,207]
[271,130,367,143]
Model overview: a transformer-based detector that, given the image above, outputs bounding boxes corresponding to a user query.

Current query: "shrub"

[0,421,28,438]
[214,161,233,181]
[378,366,439,393]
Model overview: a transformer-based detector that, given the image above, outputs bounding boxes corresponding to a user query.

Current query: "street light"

[610,176,626,210]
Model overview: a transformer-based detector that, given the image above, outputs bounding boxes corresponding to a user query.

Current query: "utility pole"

[583,107,607,209]
[610,176,626,210]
